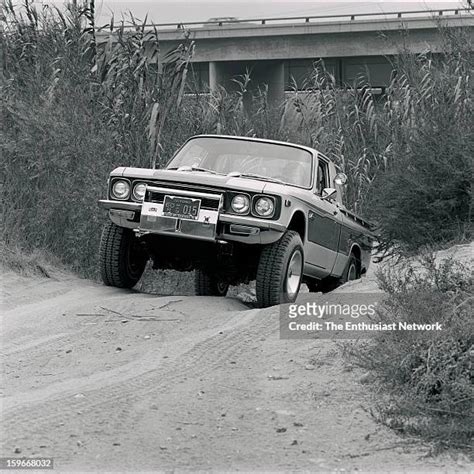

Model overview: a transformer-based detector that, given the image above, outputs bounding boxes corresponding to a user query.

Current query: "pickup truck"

[98,134,374,307]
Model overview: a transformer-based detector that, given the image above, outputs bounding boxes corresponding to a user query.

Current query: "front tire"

[256,230,304,308]
[99,222,147,288]
[195,270,229,296]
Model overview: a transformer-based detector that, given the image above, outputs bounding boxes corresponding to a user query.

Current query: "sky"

[16,0,469,26]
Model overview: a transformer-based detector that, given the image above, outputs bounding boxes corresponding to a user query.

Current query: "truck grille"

[144,182,222,211]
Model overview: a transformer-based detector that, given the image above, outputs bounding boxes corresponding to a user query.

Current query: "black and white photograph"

[1,0,473,471]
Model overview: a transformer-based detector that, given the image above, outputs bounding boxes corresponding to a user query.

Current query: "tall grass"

[278,37,473,248]
[1,1,472,276]
[1,1,193,275]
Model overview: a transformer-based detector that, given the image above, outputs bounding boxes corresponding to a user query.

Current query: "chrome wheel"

[286,249,303,297]
[347,262,358,281]
[256,230,304,308]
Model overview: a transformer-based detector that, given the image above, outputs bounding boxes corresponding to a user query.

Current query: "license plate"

[162,196,201,220]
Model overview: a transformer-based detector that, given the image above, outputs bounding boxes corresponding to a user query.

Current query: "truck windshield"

[167,137,313,188]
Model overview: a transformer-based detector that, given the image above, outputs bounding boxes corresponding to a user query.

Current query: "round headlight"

[111,180,130,200]
[254,196,275,217]
[231,194,250,214]
[132,183,147,201]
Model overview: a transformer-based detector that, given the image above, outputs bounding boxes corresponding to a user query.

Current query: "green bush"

[347,255,473,449]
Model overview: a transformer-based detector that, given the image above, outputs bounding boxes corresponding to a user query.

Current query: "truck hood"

[113,167,296,194]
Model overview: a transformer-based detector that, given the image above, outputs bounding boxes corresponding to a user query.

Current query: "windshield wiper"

[191,166,223,175]
[167,165,222,175]
[228,172,287,185]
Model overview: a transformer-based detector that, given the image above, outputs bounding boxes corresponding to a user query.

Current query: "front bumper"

[98,200,142,212]
[98,199,286,244]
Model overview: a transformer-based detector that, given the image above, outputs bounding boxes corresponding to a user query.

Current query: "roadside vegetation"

[1,2,472,274]
[346,253,473,450]
[0,242,64,277]
[1,0,472,452]
[1,0,193,276]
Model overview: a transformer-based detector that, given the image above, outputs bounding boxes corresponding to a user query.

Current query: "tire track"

[2,307,277,460]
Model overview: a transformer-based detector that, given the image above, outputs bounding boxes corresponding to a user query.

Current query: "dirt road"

[1,247,472,471]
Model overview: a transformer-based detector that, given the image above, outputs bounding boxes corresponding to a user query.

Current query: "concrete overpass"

[102,8,474,105]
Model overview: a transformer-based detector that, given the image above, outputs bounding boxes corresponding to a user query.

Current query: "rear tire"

[341,253,361,283]
[195,270,229,296]
[256,230,304,308]
[99,222,147,288]
[306,253,361,293]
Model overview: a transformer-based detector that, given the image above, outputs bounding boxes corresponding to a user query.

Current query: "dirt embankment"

[1,244,472,471]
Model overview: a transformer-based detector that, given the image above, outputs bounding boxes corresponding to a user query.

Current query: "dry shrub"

[0,242,63,278]
[347,255,473,449]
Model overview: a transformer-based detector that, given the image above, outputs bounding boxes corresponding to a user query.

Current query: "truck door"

[305,158,342,277]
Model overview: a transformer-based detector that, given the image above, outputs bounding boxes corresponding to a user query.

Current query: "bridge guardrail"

[101,8,472,31]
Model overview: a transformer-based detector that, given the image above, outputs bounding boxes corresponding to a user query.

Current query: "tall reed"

[1,2,471,274]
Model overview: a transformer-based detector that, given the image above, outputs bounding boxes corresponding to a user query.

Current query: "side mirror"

[321,187,337,201]
[334,172,348,186]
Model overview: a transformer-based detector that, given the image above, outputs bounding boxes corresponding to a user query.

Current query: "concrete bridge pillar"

[209,60,285,109]
[209,61,224,92]
[253,61,285,107]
